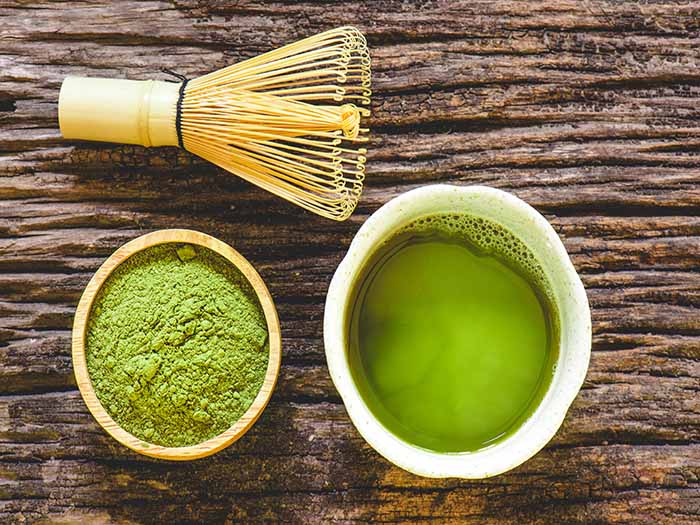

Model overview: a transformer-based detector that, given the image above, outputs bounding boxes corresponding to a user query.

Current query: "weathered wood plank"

[0,392,698,524]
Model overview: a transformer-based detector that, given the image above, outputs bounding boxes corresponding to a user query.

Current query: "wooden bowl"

[72,229,282,460]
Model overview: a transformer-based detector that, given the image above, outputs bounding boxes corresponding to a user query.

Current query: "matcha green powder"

[86,243,269,447]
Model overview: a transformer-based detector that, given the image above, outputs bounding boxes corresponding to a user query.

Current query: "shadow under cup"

[324,185,591,478]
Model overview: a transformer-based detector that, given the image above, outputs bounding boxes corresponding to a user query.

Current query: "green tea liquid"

[347,214,559,453]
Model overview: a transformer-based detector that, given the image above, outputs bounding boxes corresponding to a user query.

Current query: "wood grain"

[1,0,699,523]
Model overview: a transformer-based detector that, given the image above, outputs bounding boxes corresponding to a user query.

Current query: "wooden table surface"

[1,1,699,524]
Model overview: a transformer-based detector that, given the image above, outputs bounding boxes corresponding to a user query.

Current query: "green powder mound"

[86,243,269,448]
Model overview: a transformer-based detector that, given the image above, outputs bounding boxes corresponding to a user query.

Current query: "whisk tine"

[179,26,371,220]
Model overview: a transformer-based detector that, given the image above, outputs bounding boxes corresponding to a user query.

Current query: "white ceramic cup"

[324,185,591,478]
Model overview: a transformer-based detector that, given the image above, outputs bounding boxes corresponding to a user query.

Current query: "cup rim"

[323,184,591,478]
[72,229,282,460]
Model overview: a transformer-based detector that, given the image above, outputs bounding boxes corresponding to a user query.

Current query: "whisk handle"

[59,77,180,148]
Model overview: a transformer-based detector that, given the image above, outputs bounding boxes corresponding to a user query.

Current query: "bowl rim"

[324,184,592,478]
[72,228,281,460]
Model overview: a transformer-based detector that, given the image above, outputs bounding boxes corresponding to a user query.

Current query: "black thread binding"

[162,69,189,150]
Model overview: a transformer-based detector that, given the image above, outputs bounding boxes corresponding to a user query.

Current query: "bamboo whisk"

[58,27,371,221]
